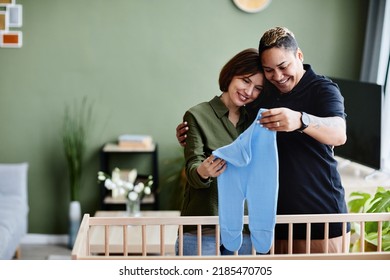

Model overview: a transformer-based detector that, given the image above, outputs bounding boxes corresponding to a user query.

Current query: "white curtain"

[360,0,390,172]
[383,55,390,172]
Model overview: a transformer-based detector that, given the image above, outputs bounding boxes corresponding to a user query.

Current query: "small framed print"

[8,4,22,27]
[0,10,8,31]
[0,30,22,48]
[0,0,15,7]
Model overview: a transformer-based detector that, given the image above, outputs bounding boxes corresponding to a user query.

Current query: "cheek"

[264,72,273,81]
[248,91,261,101]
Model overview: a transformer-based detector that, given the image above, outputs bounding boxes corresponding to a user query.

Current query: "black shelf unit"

[99,143,159,210]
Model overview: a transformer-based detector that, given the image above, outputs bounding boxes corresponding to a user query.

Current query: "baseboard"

[21,233,68,245]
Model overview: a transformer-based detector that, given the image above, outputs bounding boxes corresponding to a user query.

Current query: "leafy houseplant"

[62,97,93,248]
[348,187,390,252]
[62,97,93,202]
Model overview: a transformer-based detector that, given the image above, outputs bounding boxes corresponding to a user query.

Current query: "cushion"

[0,162,28,200]
[0,162,29,259]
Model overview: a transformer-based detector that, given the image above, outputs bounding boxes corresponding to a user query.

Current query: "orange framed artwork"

[0,0,15,6]
[0,31,22,47]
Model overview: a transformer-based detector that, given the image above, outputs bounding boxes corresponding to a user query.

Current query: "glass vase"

[126,199,141,217]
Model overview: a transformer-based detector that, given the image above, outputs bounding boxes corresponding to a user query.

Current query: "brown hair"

[219,48,262,92]
[258,27,299,55]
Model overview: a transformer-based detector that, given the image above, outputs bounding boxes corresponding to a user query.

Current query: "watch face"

[302,112,310,126]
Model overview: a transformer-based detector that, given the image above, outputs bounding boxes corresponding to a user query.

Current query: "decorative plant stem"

[62,97,93,202]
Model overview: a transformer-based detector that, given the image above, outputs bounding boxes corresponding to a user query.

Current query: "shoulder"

[302,66,342,100]
[304,65,340,93]
[185,102,213,121]
[303,65,345,117]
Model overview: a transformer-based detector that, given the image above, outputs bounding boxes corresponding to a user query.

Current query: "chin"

[276,83,293,93]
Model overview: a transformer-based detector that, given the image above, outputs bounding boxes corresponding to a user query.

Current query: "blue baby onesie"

[212,108,278,253]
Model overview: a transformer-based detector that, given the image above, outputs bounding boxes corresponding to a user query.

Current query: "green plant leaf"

[348,191,372,213]
[62,96,94,201]
[367,188,390,213]
[347,187,390,252]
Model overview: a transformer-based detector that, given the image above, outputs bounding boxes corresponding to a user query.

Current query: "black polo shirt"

[249,64,349,239]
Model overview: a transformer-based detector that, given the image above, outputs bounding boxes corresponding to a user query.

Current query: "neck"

[220,93,240,113]
[220,93,241,127]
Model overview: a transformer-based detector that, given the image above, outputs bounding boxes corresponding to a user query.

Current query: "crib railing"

[71,212,390,260]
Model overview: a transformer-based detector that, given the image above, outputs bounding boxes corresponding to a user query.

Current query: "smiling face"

[261,47,305,94]
[226,73,264,107]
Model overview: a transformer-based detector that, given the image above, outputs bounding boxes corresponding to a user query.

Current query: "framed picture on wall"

[8,4,22,27]
[0,30,22,48]
[0,10,8,31]
[0,0,15,7]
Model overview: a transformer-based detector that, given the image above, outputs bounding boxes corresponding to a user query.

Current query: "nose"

[273,69,284,81]
[245,83,255,96]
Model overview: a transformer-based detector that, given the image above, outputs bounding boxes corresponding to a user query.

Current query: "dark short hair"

[258,27,299,55]
[219,48,262,92]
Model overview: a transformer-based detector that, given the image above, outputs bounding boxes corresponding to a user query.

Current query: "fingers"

[176,121,187,131]
[176,122,188,146]
[201,156,226,177]
[176,122,188,137]
[258,108,288,130]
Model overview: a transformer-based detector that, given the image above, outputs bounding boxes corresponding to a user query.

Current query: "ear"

[297,48,304,62]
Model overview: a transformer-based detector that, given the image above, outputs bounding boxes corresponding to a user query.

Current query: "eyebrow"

[263,61,287,69]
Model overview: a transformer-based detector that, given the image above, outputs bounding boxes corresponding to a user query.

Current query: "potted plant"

[62,97,93,248]
[348,186,390,252]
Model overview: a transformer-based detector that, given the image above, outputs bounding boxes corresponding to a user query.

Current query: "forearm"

[303,115,346,146]
[186,161,212,188]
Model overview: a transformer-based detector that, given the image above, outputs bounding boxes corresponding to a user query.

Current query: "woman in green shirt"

[177,48,264,255]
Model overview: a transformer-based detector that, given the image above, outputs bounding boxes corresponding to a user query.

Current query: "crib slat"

[178,225,183,256]
[104,225,109,256]
[160,224,165,255]
[360,222,365,252]
[215,225,220,256]
[197,224,202,256]
[377,221,382,252]
[324,222,329,253]
[342,222,347,253]
[288,223,293,254]
[306,222,311,254]
[142,225,147,256]
[123,225,128,256]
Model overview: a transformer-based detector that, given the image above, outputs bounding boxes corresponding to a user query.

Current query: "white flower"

[111,168,121,182]
[128,169,137,184]
[128,191,139,201]
[134,182,144,193]
[124,182,134,191]
[97,171,107,181]
[144,186,151,195]
[97,168,153,201]
[104,179,116,190]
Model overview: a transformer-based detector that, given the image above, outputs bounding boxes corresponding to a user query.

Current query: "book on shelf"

[117,134,153,149]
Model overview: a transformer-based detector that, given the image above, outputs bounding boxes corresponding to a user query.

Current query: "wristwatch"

[297,112,310,133]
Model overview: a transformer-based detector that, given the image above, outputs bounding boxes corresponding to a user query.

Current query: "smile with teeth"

[238,93,249,101]
[276,77,289,85]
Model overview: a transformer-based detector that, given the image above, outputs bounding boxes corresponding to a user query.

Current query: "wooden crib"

[71,212,390,260]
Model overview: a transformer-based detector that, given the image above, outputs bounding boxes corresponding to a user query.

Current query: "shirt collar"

[209,95,249,124]
[209,95,228,119]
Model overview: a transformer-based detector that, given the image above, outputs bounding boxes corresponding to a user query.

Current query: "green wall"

[0,0,368,234]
